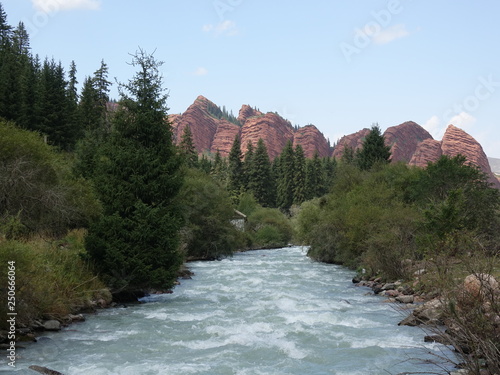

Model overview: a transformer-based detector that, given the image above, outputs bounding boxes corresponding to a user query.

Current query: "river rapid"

[11,247,455,375]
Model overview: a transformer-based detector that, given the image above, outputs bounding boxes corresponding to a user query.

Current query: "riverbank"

[353,269,500,375]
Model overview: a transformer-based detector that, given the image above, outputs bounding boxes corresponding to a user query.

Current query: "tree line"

[178,125,338,211]
[0,4,112,151]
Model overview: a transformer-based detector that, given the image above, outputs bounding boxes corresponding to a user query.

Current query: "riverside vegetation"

[1,4,499,374]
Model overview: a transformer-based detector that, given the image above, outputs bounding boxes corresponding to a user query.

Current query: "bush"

[177,169,245,260]
[247,207,293,248]
[0,120,101,237]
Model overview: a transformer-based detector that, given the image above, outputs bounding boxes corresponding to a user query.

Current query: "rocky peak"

[384,121,433,163]
[238,105,263,125]
[293,125,330,158]
[441,124,500,188]
[240,112,295,160]
[331,128,371,159]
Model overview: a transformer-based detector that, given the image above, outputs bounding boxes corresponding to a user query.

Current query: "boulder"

[43,320,61,331]
[463,273,498,300]
[399,298,444,326]
[395,295,414,304]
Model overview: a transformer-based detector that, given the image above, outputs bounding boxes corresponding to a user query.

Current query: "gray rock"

[382,283,396,291]
[43,320,61,331]
[395,295,414,304]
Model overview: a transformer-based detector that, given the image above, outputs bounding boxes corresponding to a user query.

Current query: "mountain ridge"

[170,96,499,188]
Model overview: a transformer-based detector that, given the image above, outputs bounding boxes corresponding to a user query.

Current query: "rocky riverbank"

[353,273,500,375]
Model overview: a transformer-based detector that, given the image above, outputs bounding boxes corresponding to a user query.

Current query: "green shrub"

[177,169,245,260]
[0,120,101,237]
[247,207,293,248]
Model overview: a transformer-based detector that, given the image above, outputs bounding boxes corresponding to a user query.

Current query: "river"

[12,247,455,375]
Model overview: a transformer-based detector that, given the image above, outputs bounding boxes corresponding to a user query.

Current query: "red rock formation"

[210,119,241,158]
[293,125,330,158]
[331,128,371,159]
[240,112,295,160]
[171,95,219,153]
[441,125,500,188]
[384,121,433,163]
[238,105,263,125]
[409,139,443,167]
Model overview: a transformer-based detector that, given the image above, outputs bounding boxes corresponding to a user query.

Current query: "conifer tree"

[356,123,391,170]
[249,138,275,207]
[276,140,295,210]
[86,49,184,292]
[305,151,324,200]
[243,140,254,190]
[227,134,243,200]
[293,144,307,205]
[179,125,198,168]
[341,144,356,165]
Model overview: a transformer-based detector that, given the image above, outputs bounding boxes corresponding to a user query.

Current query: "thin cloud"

[448,111,477,130]
[193,67,208,76]
[202,20,238,36]
[372,24,410,45]
[32,0,101,13]
[423,115,444,139]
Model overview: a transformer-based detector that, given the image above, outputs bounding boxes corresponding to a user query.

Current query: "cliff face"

[293,125,331,158]
[384,121,433,163]
[172,97,329,160]
[240,112,295,160]
[171,95,219,153]
[238,105,263,125]
[210,119,241,158]
[440,125,500,188]
[331,128,370,159]
[408,139,443,167]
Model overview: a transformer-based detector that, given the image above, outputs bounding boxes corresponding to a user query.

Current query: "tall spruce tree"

[227,134,243,200]
[248,138,275,207]
[305,151,324,200]
[243,140,254,190]
[356,123,391,170]
[85,49,184,293]
[276,140,295,210]
[293,144,307,205]
[179,125,197,168]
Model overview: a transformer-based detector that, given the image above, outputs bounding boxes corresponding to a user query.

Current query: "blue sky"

[3,0,500,157]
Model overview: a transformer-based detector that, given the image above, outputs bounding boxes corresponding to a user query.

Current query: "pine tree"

[276,140,295,210]
[357,123,391,170]
[0,4,11,48]
[249,138,275,207]
[341,144,356,165]
[293,144,307,205]
[305,151,324,200]
[243,140,254,190]
[179,125,198,168]
[227,134,243,200]
[321,156,337,195]
[86,49,184,292]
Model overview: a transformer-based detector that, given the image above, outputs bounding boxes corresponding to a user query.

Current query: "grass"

[0,229,109,330]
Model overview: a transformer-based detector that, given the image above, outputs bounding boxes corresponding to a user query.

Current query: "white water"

[9,247,455,374]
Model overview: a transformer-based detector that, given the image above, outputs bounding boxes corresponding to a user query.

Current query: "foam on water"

[12,246,456,375]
